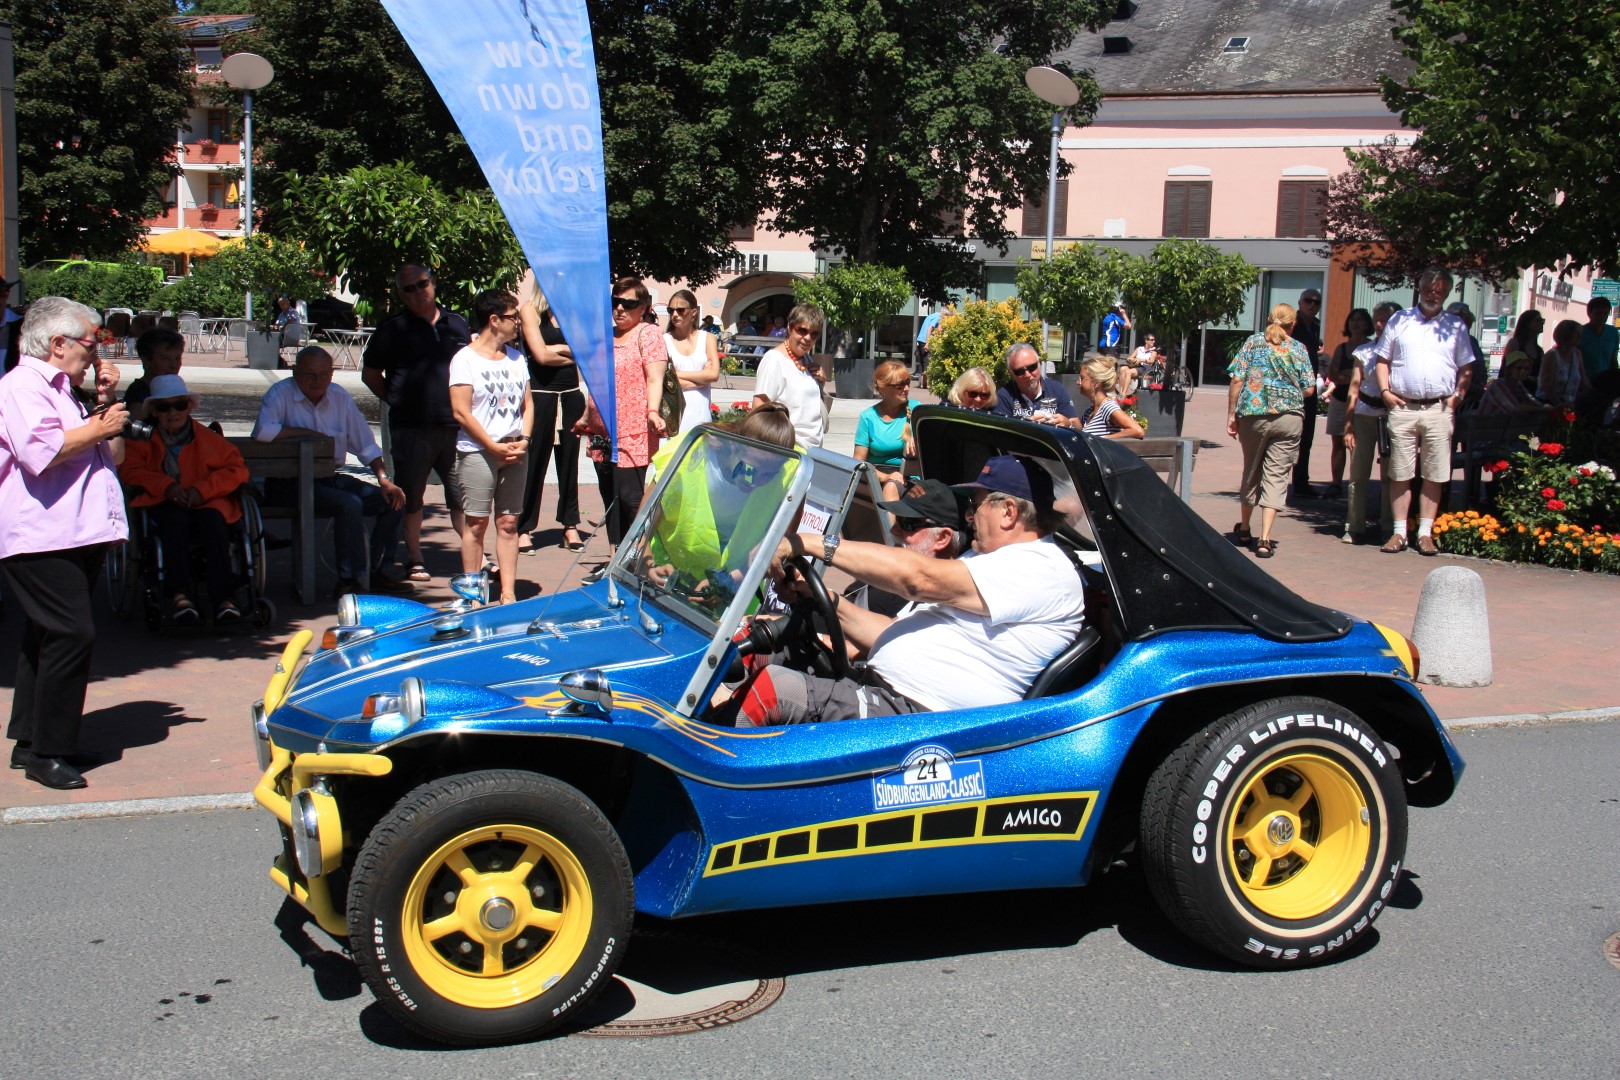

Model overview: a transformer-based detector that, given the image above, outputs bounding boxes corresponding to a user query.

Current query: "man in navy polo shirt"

[993,342,1079,428]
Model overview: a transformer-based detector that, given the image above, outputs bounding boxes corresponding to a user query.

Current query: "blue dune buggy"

[250,407,1463,1045]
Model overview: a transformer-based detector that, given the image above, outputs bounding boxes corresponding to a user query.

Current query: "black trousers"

[1293,407,1318,491]
[592,462,647,547]
[517,388,585,535]
[145,503,235,602]
[2,544,106,756]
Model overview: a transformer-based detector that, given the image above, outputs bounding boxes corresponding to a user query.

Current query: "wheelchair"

[106,483,276,633]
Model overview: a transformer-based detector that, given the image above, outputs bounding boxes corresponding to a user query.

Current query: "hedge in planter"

[924,299,1042,399]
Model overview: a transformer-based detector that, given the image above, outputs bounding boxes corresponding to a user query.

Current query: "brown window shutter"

[1021,180,1068,238]
[1276,182,1327,237]
[1186,181,1211,237]
[729,222,755,242]
[1163,182,1185,236]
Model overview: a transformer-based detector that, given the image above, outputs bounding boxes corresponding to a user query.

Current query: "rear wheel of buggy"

[347,770,633,1046]
[1139,695,1407,967]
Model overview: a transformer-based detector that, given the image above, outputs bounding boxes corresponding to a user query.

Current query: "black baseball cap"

[877,477,967,530]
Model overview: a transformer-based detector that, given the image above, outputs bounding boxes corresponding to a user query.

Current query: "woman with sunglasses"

[752,303,826,448]
[576,278,669,565]
[663,288,720,434]
[119,373,250,624]
[853,359,916,500]
[449,289,532,604]
[513,269,586,554]
[947,366,996,412]
[1077,355,1144,440]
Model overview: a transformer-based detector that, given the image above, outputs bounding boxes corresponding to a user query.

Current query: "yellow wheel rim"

[1224,751,1373,921]
[400,824,594,1009]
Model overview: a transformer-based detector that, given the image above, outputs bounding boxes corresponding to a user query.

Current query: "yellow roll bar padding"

[264,630,314,713]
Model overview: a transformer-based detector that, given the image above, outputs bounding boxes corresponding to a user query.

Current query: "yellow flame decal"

[521,689,783,756]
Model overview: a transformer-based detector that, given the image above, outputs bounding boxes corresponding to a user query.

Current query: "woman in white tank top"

[663,288,720,432]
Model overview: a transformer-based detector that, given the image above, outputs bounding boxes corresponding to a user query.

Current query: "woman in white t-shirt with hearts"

[663,288,720,432]
[449,289,532,604]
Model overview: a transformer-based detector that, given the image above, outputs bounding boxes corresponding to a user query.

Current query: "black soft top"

[910,407,1350,644]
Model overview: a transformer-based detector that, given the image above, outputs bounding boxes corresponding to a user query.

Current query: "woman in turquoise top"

[1226,303,1315,558]
[853,359,914,500]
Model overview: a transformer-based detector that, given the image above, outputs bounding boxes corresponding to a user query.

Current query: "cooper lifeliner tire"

[1140,696,1408,967]
[347,770,633,1046]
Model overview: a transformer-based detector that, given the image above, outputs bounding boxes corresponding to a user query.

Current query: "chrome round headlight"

[337,593,360,627]
[400,677,426,725]
[290,788,323,877]
[251,700,271,771]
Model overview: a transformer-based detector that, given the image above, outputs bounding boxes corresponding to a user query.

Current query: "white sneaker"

[1341,529,1354,544]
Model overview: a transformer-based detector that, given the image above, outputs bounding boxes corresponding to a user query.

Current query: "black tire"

[1139,695,1407,967]
[347,770,634,1046]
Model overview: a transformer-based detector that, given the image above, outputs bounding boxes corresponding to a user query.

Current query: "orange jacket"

[120,420,249,525]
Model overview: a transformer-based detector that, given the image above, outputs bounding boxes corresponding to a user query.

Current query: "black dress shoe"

[23,755,88,790]
[12,747,101,770]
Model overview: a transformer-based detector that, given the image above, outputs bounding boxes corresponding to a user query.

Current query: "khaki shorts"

[1326,396,1349,437]
[454,448,528,517]
[1385,400,1453,483]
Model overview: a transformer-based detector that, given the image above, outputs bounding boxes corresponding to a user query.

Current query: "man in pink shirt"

[0,297,130,790]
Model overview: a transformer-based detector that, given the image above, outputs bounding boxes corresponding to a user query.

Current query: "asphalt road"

[2,718,1616,1079]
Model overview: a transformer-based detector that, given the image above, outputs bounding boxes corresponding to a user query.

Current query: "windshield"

[611,428,803,632]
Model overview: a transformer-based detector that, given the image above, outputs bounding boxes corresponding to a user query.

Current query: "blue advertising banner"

[380,0,615,451]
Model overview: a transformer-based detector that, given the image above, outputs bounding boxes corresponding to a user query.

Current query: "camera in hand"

[89,401,155,441]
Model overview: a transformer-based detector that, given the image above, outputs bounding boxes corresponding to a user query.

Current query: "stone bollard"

[1410,565,1492,687]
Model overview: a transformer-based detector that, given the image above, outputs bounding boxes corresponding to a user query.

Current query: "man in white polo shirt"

[254,345,410,596]
[1373,267,1474,556]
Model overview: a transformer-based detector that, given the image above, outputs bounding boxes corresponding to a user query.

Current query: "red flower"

[1561,409,1577,423]
[1539,442,1564,456]
[1569,477,1580,486]
[1547,498,1567,511]
[1580,467,1594,477]
[1120,395,1137,406]
[1540,487,1556,497]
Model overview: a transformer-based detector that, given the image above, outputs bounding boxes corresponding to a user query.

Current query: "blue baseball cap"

[953,455,1054,508]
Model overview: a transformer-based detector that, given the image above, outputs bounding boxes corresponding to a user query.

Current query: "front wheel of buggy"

[347,770,634,1046]
[1139,696,1407,967]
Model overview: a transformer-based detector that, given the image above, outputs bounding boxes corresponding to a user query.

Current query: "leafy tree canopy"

[1016,242,1127,337]
[177,1,255,14]
[274,163,520,319]
[1119,239,1256,357]
[794,262,912,349]
[749,0,1112,302]
[4,0,194,260]
[1327,0,1620,283]
[157,234,330,324]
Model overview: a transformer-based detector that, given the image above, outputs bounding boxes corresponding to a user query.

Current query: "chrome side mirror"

[558,669,614,715]
[449,570,489,605]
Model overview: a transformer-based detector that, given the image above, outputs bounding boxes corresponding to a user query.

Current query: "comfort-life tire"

[347,769,633,1046]
[1140,695,1408,967]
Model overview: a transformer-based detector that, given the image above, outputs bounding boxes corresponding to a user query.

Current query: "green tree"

[1118,239,1257,368]
[275,163,521,318]
[1016,243,1129,359]
[924,299,1042,398]
[794,262,912,359]
[243,0,486,220]
[177,1,255,13]
[156,236,331,323]
[749,0,1112,301]
[1325,0,1620,283]
[18,257,164,310]
[3,0,193,260]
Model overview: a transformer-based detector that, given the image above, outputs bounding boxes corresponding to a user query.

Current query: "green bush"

[155,236,331,324]
[20,256,164,310]
[924,299,1042,398]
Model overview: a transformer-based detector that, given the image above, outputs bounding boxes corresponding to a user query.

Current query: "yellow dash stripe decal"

[703,791,1098,877]
[520,689,783,756]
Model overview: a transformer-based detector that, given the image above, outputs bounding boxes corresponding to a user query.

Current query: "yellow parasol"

[141,227,226,256]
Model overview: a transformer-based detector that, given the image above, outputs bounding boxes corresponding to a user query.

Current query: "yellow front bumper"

[254,630,392,939]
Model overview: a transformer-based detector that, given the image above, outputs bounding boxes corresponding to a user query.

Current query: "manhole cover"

[573,930,785,1038]
[1605,931,1620,972]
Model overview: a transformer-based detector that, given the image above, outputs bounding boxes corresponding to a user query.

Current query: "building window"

[729,222,755,242]
[207,177,226,207]
[1276,181,1328,237]
[936,206,965,238]
[1162,181,1211,237]
[206,110,227,143]
[1020,179,1068,238]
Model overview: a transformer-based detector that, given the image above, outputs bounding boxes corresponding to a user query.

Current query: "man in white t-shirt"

[734,455,1085,725]
[752,303,827,447]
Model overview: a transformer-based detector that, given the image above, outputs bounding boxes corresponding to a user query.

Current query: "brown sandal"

[1254,538,1275,558]
[1233,522,1253,545]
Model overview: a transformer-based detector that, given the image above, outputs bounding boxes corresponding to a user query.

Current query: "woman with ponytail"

[1226,303,1316,558]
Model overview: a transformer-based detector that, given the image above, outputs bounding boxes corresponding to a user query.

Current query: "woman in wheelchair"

[118,374,250,624]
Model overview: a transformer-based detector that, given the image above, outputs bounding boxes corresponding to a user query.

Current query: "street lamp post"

[221,52,274,323]
[1024,66,1080,372]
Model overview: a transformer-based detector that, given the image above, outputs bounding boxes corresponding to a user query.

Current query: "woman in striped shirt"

[1078,355,1144,439]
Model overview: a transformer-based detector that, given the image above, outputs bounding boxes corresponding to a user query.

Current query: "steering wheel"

[784,555,850,680]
